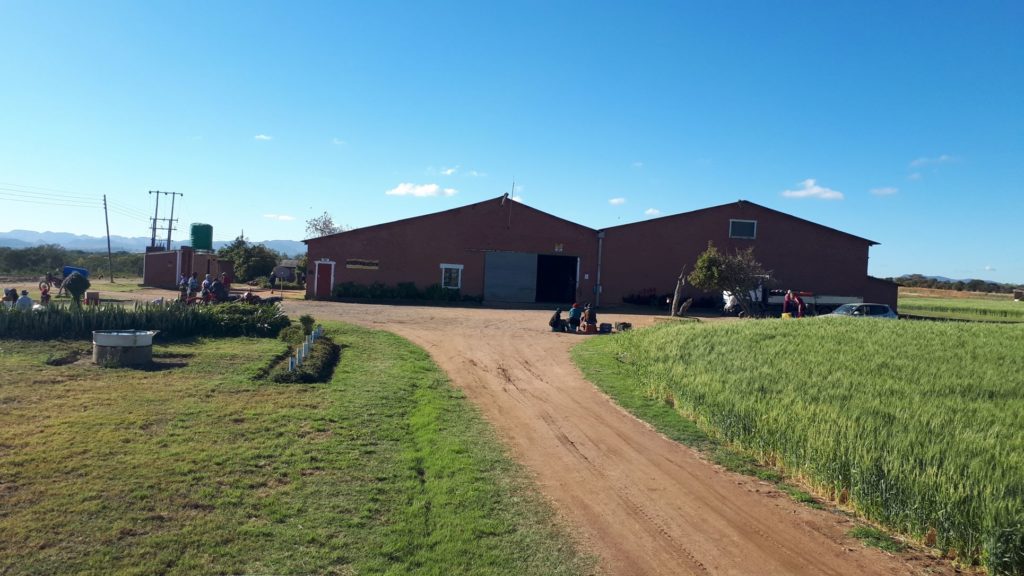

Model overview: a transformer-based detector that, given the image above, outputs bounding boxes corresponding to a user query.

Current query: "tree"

[217,236,279,282]
[687,242,768,317]
[305,212,342,238]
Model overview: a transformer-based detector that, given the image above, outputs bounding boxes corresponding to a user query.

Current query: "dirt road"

[267,300,951,576]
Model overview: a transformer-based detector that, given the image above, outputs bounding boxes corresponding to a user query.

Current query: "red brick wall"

[305,198,599,300]
[143,251,178,288]
[600,202,872,304]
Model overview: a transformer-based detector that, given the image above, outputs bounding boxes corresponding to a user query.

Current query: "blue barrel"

[63,266,89,278]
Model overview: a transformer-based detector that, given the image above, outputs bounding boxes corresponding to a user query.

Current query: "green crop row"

[0,302,290,340]
[900,297,1024,322]
[595,319,1023,574]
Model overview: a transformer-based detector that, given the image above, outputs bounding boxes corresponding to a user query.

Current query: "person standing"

[783,290,805,318]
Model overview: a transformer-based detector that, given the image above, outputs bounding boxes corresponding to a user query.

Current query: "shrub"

[278,324,305,346]
[63,272,91,305]
[0,301,289,340]
[298,314,315,335]
[270,337,341,383]
[332,281,477,302]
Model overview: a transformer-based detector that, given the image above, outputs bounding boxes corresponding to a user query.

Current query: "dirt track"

[268,300,956,576]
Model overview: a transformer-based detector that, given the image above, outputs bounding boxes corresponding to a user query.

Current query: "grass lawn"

[0,324,591,575]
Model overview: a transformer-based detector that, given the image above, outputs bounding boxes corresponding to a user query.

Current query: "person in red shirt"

[783,290,806,318]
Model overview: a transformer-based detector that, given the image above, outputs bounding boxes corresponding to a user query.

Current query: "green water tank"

[190,223,214,251]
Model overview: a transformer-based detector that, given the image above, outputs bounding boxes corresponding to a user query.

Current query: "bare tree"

[305,212,342,238]
[670,266,690,317]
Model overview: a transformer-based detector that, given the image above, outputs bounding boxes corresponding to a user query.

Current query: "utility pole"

[103,195,114,282]
[149,191,161,248]
[166,191,182,249]
[148,190,183,249]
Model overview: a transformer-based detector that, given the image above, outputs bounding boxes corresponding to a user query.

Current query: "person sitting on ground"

[240,291,261,304]
[2,288,17,307]
[15,290,34,312]
[548,307,567,332]
[567,303,583,332]
[210,278,231,302]
[579,304,598,333]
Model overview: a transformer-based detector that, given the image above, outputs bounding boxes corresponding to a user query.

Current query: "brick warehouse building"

[303,195,897,310]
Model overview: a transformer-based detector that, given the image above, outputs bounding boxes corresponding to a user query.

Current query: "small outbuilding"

[142,246,234,289]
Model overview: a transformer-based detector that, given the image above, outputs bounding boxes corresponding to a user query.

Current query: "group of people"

[2,288,36,311]
[549,302,599,333]
[178,272,233,304]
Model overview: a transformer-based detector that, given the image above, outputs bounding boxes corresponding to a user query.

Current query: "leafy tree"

[217,236,279,281]
[305,212,342,238]
[688,242,768,317]
[62,272,91,306]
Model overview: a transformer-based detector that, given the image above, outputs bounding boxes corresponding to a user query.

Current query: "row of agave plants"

[0,302,290,340]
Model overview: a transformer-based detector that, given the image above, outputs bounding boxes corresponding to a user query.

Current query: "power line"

[0,181,98,199]
[0,193,103,209]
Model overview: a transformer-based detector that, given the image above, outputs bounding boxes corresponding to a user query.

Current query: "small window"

[440,263,463,289]
[729,219,757,239]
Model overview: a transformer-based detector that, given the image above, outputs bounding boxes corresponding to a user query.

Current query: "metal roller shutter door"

[484,252,537,302]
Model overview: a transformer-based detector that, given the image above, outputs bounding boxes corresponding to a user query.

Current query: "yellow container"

[781,312,792,319]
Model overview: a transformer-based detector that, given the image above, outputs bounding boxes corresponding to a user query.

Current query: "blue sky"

[1,1,1021,282]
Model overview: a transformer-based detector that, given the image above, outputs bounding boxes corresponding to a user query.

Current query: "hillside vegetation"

[0,245,143,277]
[575,319,1024,574]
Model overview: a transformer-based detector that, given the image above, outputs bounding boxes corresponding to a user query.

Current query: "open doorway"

[536,254,578,303]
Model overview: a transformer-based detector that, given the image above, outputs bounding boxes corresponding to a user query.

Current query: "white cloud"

[441,166,458,176]
[467,170,486,177]
[385,183,458,197]
[984,265,996,272]
[254,134,273,141]
[910,154,956,168]
[609,197,627,205]
[263,213,295,221]
[870,187,899,196]
[511,195,524,202]
[908,172,922,181]
[631,161,644,169]
[644,208,661,216]
[781,179,844,200]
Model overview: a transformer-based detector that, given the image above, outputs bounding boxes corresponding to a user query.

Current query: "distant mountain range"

[0,229,307,257]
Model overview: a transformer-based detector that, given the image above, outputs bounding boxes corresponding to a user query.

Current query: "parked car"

[823,303,897,319]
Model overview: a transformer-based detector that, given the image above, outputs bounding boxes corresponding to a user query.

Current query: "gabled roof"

[304,195,596,244]
[304,197,878,246]
[600,199,879,245]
